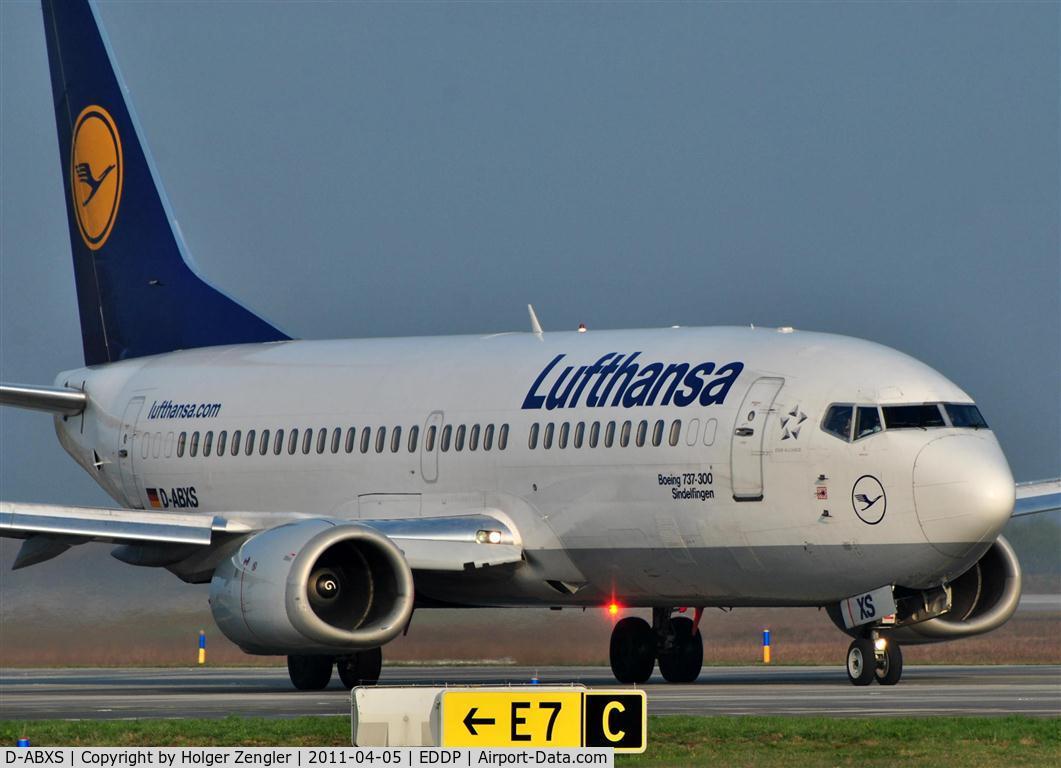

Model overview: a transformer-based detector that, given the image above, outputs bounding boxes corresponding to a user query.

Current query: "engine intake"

[209,519,414,655]
[885,535,1023,644]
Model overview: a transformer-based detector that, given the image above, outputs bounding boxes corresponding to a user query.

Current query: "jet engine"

[209,519,414,655]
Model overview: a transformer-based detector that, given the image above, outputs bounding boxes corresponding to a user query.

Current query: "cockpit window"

[855,406,882,440]
[882,404,945,429]
[822,405,853,441]
[944,403,988,429]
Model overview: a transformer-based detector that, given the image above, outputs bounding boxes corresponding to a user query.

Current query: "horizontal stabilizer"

[1013,479,1061,517]
[0,383,87,415]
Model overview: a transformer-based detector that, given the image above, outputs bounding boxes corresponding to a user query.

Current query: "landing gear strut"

[608,608,704,685]
[845,633,903,686]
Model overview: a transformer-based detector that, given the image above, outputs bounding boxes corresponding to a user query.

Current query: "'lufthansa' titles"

[522,353,744,410]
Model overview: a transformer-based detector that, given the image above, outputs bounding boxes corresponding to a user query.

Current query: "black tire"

[337,648,383,689]
[874,640,903,686]
[287,654,333,690]
[658,617,703,683]
[610,616,655,684]
[846,639,876,686]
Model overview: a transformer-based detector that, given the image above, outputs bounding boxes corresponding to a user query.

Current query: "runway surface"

[1,665,1058,720]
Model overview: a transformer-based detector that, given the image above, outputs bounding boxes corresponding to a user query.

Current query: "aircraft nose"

[913,434,1014,559]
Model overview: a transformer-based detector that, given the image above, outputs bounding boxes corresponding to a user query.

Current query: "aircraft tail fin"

[41,0,289,366]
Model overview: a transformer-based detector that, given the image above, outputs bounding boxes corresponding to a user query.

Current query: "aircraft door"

[730,377,784,501]
[420,410,444,483]
[118,396,145,508]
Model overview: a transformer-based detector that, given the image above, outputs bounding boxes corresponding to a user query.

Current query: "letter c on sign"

[602,701,626,742]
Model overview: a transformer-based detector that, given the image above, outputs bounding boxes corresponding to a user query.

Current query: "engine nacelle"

[209,519,414,655]
[884,535,1022,644]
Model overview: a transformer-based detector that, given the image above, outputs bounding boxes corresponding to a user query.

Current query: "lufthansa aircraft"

[2,0,1059,691]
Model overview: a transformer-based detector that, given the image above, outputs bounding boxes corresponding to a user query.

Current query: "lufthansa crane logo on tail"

[851,475,887,525]
[70,105,123,250]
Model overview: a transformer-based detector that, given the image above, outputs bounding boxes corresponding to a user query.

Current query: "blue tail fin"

[41,0,289,366]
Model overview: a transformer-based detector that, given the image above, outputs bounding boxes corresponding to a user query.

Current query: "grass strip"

[0,716,1057,767]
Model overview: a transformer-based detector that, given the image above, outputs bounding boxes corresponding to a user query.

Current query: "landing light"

[875,638,888,651]
[475,529,503,545]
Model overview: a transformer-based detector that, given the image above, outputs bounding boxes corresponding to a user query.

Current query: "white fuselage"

[53,325,1015,608]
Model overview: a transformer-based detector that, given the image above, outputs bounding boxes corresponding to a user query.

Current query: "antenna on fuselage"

[527,304,544,336]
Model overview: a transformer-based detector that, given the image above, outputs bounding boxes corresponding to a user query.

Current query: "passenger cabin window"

[483,424,494,451]
[203,431,214,457]
[652,420,664,447]
[245,429,256,456]
[361,428,372,454]
[302,429,313,455]
[558,422,569,449]
[498,424,509,450]
[454,425,465,452]
[469,425,480,451]
[589,421,600,448]
[190,431,200,457]
[288,429,300,455]
[574,422,585,449]
[217,431,227,457]
[426,425,437,452]
[883,404,945,430]
[822,405,853,441]
[855,407,882,440]
[528,423,539,450]
[945,403,988,429]
[231,430,241,456]
[408,425,419,452]
[668,419,681,446]
[604,421,616,448]
[636,420,647,447]
[390,426,402,453]
[259,429,270,456]
[177,432,187,457]
[317,428,327,454]
[440,425,452,452]
[620,420,632,447]
[273,429,284,455]
[375,426,387,454]
[345,428,356,453]
[543,423,554,449]
[331,428,341,454]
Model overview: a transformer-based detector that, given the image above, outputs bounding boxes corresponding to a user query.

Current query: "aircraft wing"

[1013,479,1061,518]
[0,501,522,572]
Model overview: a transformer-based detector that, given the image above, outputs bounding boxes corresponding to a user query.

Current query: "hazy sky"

[1,0,1058,517]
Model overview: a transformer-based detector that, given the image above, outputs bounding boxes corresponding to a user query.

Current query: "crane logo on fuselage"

[522,353,743,410]
[851,475,886,525]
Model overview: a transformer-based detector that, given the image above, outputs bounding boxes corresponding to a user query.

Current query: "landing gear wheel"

[874,640,903,685]
[846,639,875,686]
[658,617,703,683]
[287,654,333,690]
[610,616,655,684]
[337,648,383,689]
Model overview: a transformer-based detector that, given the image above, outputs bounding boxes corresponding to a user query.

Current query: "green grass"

[1,716,1058,767]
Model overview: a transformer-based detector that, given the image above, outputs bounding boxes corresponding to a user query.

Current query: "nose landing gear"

[845,633,903,686]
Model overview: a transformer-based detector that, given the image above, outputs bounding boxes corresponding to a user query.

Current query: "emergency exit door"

[730,377,784,501]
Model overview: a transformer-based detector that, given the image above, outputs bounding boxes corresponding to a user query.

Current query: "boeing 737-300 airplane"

[2,0,1059,691]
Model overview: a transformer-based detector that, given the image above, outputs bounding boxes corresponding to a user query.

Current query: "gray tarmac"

[1,665,1058,720]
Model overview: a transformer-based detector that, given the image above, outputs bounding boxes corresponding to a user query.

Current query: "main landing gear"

[609,608,704,684]
[845,633,903,686]
[287,648,383,690]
